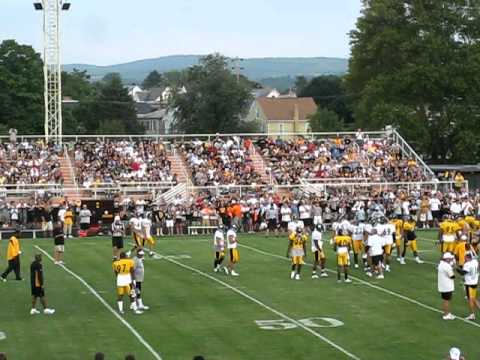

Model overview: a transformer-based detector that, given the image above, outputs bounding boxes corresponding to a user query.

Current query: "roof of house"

[137,108,166,120]
[256,97,317,121]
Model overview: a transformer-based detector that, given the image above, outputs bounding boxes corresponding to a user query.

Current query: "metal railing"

[0,180,469,201]
[0,130,389,143]
[391,129,435,179]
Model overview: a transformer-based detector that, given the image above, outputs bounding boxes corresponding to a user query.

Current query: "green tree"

[299,75,353,124]
[0,40,44,134]
[170,53,253,133]
[308,108,343,132]
[346,0,480,163]
[62,69,95,100]
[294,76,308,94]
[73,73,143,134]
[142,70,163,89]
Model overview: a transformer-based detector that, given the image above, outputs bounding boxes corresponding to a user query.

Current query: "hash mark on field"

[239,243,480,330]
[156,250,360,360]
[0,331,6,341]
[34,246,163,360]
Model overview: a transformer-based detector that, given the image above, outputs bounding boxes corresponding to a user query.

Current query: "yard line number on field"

[239,243,480,330]
[155,250,361,360]
[34,245,163,360]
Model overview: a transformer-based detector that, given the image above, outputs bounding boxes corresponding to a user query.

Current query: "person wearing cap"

[1,229,22,281]
[111,215,125,260]
[438,252,456,320]
[456,251,479,320]
[448,347,464,360]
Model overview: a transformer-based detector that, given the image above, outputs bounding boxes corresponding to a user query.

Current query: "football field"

[0,230,479,360]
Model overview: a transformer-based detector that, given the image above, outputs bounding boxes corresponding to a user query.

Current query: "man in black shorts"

[53,221,65,265]
[111,215,125,260]
[30,254,55,315]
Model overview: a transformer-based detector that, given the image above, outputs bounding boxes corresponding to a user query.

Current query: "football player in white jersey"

[311,224,328,278]
[128,214,144,256]
[381,217,396,272]
[226,225,240,276]
[213,225,226,273]
[350,219,366,269]
[457,251,480,320]
[141,213,155,257]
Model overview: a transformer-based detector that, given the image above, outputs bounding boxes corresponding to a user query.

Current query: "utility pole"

[231,57,244,83]
[34,0,71,144]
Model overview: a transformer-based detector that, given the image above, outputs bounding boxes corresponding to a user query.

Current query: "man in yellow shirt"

[113,252,142,315]
[438,215,459,254]
[63,207,74,238]
[334,230,352,283]
[287,227,307,280]
[1,229,22,281]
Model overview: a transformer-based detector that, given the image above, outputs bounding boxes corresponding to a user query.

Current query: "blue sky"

[2,0,362,65]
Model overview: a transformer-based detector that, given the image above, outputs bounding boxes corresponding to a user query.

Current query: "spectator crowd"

[73,140,176,187]
[256,134,428,185]
[0,140,63,186]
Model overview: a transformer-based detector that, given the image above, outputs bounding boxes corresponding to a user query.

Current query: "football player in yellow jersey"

[390,215,404,259]
[455,234,469,267]
[333,230,352,283]
[465,214,476,238]
[399,216,424,264]
[113,252,142,315]
[439,215,459,254]
[287,227,307,280]
[472,219,480,252]
[455,215,469,235]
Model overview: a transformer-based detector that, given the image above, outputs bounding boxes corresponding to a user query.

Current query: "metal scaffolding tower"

[34,1,70,144]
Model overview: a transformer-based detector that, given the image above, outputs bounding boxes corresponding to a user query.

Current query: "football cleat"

[442,313,455,320]
[290,271,295,279]
[44,308,55,315]
[354,264,359,269]
[377,274,384,279]
[366,272,373,277]
[231,270,240,277]
[415,257,424,264]
[30,308,40,315]
[223,267,229,275]
[344,278,352,283]
[399,258,406,265]
[295,274,300,280]
[133,309,143,315]
[311,274,319,279]
[320,272,328,277]
[139,305,150,311]
[466,314,476,320]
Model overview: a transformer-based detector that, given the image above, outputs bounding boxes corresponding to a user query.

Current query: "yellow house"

[247,97,317,137]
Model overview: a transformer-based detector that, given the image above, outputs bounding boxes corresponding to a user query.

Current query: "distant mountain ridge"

[63,55,348,88]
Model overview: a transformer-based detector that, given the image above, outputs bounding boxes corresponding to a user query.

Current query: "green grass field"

[0,230,478,360]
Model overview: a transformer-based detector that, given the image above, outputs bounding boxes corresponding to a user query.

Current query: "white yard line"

[34,245,163,360]
[239,243,480,330]
[157,250,361,360]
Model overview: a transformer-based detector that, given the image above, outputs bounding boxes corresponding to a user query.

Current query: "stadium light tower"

[34,0,71,144]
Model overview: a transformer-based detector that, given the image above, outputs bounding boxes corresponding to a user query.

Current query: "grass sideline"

[0,230,478,360]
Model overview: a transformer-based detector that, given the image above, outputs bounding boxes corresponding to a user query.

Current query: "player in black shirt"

[30,254,55,315]
[53,221,65,265]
